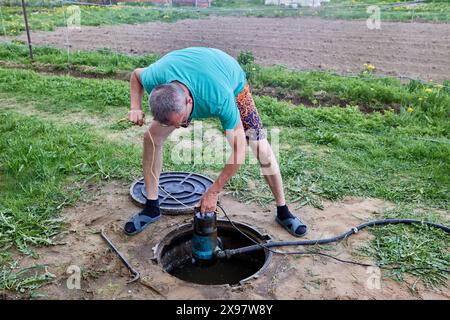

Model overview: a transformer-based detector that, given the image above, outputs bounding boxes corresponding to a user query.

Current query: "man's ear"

[186,95,193,106]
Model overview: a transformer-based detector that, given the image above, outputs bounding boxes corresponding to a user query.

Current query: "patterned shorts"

[235,83,266,141]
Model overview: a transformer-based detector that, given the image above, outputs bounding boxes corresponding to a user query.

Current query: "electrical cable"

[144,125,449,273]
[137,117,449,273]
[216,204,450,273]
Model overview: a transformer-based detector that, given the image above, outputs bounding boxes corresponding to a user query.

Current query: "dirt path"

[5,16,450,82]
[8,181,449,300]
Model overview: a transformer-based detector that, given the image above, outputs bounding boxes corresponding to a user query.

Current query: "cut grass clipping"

[361,206,449,291]
[0,262,55,295]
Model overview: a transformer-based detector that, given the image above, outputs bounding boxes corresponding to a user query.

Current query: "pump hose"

[216,206,450,260]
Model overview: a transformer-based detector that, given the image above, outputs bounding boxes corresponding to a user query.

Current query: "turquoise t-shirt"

[140,47,247,130]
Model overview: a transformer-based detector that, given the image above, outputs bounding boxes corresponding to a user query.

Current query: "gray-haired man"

[125,47,307,237]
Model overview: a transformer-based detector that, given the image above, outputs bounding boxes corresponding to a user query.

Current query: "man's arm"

[199,121,247,213]
[128,68,146,126]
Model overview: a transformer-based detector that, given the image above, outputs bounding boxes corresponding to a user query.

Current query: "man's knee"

[251,140,271,164]
[250,140,280,175]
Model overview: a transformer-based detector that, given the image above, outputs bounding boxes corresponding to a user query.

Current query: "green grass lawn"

[3,66,448,209]
[0,44,448,294]
[0,110,143,293]
[0,61,450,290]
[0,4,205,36]
[1,42,449,116]
[0,42,159,76]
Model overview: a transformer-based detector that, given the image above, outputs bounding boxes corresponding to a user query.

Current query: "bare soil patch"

[6,16,450,82]
[6,181,450,300]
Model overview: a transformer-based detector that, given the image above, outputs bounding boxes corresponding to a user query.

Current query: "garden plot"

[10,16,450,82]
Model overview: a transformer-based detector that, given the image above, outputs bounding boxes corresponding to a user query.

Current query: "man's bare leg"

[142,121,175,197]
[124,122,174,235]
[248,138,284,203]
[249,138,307,236]
[143,130,163,200]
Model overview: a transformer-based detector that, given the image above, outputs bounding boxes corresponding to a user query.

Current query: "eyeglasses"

[180,113,192,128]
[159,111,192,128]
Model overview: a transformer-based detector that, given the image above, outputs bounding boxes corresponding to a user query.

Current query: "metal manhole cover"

[129,172,214,215]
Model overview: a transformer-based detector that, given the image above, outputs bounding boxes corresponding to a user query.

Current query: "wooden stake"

[21,0,33,61]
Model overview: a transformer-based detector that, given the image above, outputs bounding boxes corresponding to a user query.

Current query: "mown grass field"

[0,42,449,295]
[0,0,449,36]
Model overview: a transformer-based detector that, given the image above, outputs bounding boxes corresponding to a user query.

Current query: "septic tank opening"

[155,220,272,286]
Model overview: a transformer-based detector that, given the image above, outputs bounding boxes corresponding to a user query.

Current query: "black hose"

[216,218,450,259]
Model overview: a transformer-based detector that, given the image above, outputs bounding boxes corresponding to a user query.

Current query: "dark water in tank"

[169,254,262,285]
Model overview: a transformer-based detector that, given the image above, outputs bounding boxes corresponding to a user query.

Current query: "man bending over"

[125,47,307,237]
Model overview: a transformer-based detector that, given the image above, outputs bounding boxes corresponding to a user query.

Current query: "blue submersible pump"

[192,209,218,267]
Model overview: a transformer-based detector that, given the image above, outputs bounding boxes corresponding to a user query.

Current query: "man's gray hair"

[149,83,186,124]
